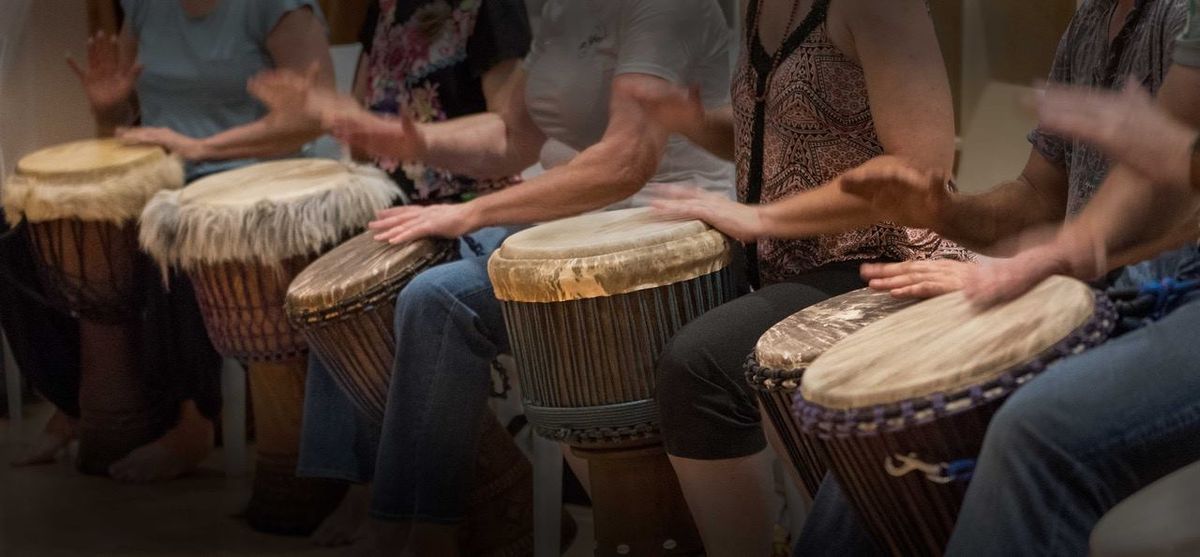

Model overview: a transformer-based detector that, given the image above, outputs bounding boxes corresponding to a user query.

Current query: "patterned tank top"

[737,0,967,285]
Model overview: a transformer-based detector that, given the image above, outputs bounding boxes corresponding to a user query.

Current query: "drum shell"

[190,257,311,361]
[502,266,737,447]
[286,243,458,423]
[26,219,141,322]
[754,381,827,499]
[807,401,998,557]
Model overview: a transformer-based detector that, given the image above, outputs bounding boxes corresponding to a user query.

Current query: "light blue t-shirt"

[122,0,323,179]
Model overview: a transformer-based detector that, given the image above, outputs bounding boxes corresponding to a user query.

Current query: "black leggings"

[0,213,221,422]
[656,262,867,460]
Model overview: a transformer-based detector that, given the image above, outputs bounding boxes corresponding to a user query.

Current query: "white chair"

[220,357,248,477]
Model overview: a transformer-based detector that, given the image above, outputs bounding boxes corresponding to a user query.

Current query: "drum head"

[16,139,166,179]
[488,207,731,302]
[754,288,917,373]
[181,159,354,207]
[286,231,454,319]
[139,159,398,269]
[801,275,1095,409]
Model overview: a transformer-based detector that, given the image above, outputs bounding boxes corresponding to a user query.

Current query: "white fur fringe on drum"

[138,163,399,272]
[2,155,184,226]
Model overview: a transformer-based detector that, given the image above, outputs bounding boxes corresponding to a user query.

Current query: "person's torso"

[734,5,964,283]
[126,0,297,179]
[1053,0,1186,215]
[522,0,735,201]
[365,0,516,203]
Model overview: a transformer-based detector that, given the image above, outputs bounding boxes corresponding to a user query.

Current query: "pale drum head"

[16,138,165,178]
[801,275,1095,409]
[4,138,183,225]
[754,288,918,373]
[488,207,731,303]
[286,231,453,318]
[138,158,398,269]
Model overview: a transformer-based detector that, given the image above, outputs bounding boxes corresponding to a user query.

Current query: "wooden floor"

[0,403,596,556]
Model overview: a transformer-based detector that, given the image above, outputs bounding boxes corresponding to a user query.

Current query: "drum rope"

[883,452,975,484]
[1108,276,1200,324]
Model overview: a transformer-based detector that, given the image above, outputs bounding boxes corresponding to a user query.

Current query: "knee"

[393,265,460,326]
[656,320,729,411]
[981,384,1077,463]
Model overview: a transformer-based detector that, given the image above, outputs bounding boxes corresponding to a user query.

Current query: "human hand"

[1034,80,1197,190]
[860,259,977,299]
[648,184,766,242]
[839,156,956,231]
[367,203,480,244]
[116,126,205,160]
[66,31,142,116]
[247,62,322,127]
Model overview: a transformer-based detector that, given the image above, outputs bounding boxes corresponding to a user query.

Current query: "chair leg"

[221,357,248,478]
[533,434,564,556]
[3,325,23,438]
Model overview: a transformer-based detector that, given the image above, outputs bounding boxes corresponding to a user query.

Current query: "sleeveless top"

[736,0,967,285]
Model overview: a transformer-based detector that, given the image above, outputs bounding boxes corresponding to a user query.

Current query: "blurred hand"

[66,31,142,115]
[963,227,1105,308]
[324,109,427,162]
[247,63,322,127]
[860,259,976,299]
[1035,80,1197,190]
[117,126,204,160]
[627,81,706,136]
[368,203,479,244]
[839,156,956,231]
[648,184,766,242]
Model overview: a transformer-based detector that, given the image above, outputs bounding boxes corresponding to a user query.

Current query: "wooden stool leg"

[76,318,163,475]
[245,357,346,536]
[574,444,703,556]
[221,357,248,478]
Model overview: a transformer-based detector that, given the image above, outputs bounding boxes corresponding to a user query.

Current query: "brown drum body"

[748,289,917,498]
[27,219,168,474]
[491,209,738,556]
[285,233,533,552]
[795,277,1115,556]
[190,258,345,536]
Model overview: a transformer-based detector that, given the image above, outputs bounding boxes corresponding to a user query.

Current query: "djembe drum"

[285,231,535,555]
[794,276,1116,556]
[489,207,737,556]
[746,288,916,498]
[2,139,183,474]
[140,159,397,535]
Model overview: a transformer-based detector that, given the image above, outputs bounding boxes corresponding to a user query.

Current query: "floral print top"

[361,0,531,203]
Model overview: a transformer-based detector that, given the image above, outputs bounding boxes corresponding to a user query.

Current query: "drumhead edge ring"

[792,290,1116,438]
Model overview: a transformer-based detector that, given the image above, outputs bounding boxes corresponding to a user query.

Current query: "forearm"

[466,141,651,227]
[1068,165,1200,271]
[419,114,540,179]
[194,117,322,161]
[757,177,878,239]
[680,106,736,162]
[93,100,138,137]
[939,178,1063,256]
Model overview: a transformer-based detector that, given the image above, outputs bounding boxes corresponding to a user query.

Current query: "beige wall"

[0,0,94,182]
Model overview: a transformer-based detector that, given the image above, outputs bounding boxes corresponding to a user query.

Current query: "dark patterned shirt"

[1029,0,1186,215]
[360,0,531,202]
[734,13,967,284]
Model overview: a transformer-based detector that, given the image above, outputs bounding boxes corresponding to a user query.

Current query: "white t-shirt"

[524,0,736,205]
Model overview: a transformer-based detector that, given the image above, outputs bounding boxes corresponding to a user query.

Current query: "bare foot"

[108,400,213,483]
[10,409,77,467]
[313,483,371,547]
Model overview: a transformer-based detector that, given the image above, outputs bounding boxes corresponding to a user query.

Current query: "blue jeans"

[296,226,514,523]
[795,246,1200,556]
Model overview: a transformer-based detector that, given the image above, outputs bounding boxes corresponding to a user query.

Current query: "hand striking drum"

[139,158,396,535]
[793,276,1115,556]
[285,231,536,555]
[489,207,738,556]
[2,139,183,475]
[746,288,917,498]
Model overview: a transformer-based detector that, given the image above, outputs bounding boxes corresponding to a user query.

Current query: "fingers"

[889,280,960,300]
